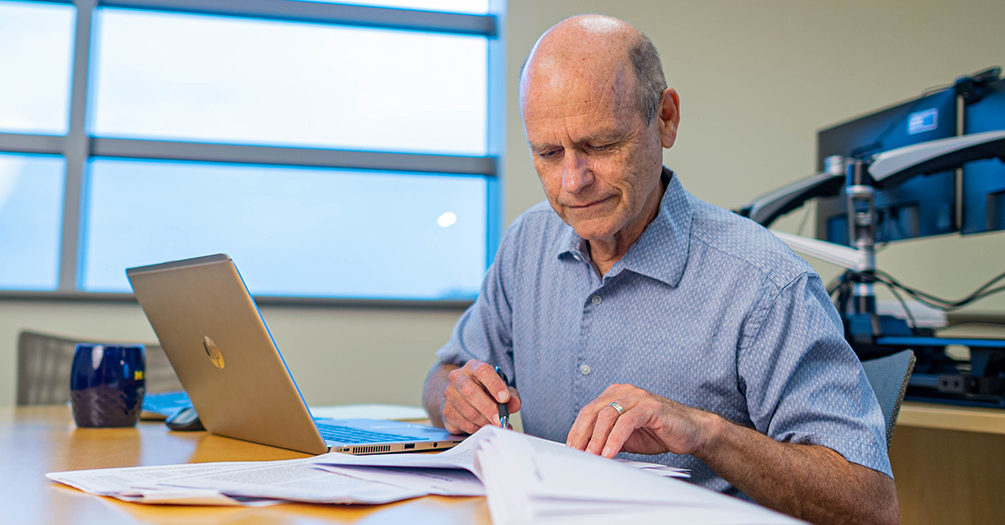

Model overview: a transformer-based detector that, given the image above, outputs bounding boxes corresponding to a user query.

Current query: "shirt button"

[580,364,591,375]
[591,295,602,305]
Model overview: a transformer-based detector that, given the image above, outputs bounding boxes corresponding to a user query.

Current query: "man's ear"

[657,88,680,149]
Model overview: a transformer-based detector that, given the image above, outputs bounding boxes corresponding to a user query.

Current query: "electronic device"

[815,88,959,245]
[736,68,1005,408]
[127,254,465,454]
[165,406,205,432]
[962,76,1005,235]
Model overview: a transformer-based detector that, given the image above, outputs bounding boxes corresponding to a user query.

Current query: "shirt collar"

[556,167,693,287]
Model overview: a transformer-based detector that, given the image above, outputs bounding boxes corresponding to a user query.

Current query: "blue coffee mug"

[70,344,146,428]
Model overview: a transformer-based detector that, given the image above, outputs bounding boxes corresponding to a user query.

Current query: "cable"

[873,279,920,333]
[872,269,1005,310]
[796,202,812,238]
[935,321,1005,332]
[826,270,852,297]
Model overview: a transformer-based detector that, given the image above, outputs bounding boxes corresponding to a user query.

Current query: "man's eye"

[590,143,614,152]
[538,149,562,159]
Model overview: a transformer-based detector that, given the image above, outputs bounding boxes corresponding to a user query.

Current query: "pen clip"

[494,365,509,386]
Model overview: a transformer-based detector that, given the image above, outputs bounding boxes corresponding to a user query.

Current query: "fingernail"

[497,390,508,402]
[602,446,610,457]
[493,414,500,426]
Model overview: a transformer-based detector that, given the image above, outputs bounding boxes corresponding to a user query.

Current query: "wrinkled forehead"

[521,59,637,122]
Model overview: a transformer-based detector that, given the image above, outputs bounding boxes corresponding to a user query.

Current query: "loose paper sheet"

[153,459,428,504]
[46,461,278,506]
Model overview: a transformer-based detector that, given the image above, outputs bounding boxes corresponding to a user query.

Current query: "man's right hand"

[423,359,521,435]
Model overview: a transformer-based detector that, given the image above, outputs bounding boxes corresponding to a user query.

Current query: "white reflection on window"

[437,211,457,227]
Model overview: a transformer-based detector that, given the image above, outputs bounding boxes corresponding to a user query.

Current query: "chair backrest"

[16,330,183,406]
[860,349,916,448]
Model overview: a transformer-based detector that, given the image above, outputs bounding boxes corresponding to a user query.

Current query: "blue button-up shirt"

[437,169,891,497]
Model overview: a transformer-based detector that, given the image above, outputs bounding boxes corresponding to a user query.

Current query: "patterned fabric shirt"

[436,168,892,497]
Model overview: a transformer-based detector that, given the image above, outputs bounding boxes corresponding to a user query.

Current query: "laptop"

[126,253,465,455]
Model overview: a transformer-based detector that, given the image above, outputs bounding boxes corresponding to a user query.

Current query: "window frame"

[0,0,504,308]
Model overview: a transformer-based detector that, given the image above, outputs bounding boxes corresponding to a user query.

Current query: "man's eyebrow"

[581,128,627,144]
[528,128,628,153]
[528,141,556,154]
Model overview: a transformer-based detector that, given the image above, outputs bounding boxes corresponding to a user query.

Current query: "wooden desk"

[0,406,491,524]
[889,402,1005,525]
[897,401,1005,435]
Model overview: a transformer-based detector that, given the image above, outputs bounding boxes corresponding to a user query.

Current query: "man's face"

[521,66,667,244]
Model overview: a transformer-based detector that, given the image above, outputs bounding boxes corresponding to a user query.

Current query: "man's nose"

[561,150,594,193]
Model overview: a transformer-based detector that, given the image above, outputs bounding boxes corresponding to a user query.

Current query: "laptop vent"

[352,444,391,454]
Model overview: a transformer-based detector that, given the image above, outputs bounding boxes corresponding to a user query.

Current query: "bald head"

[520,15,667,124]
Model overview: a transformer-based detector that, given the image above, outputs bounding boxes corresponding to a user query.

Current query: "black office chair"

[861,349,916,448]
[16,330,182,406]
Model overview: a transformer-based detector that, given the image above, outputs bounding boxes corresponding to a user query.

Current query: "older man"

[422,14,898,524]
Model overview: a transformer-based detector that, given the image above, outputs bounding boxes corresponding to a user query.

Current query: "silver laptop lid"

[128,254,330,455]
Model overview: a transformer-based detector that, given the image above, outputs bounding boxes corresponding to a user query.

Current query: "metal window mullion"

[97,0,495,36]
[58,0,97,292]
[483,0,506,269]
[89,138,497,175]
[0,133,64,156]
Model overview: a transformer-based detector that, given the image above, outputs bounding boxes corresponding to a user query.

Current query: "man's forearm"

[422,362,458,428]
[697,415,898,525]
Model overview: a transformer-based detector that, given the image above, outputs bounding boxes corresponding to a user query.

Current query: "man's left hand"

[566,383,719,459]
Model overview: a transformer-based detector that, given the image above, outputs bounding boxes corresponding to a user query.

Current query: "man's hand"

[422,360,521,435]
[567,383,899,525]
[566,383,714,458]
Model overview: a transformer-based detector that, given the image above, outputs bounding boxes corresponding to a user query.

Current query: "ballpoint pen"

[494,366,509,429]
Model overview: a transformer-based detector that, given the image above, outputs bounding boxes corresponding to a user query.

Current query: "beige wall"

[0,301,463,407]
[2,0,1004,406]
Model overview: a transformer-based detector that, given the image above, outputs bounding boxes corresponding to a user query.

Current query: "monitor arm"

[869,129,1005,188]
[738,130,1005,228]
[739,129,1005,341]
[736,171,845,227]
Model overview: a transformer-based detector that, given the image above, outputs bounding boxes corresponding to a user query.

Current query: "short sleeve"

[434,217,522,381]
[737,272,893,478]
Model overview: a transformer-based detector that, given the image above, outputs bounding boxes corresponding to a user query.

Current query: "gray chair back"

[860,349,916,448]
[16,330,183,406]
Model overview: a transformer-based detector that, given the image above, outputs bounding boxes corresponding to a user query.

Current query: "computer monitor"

[814,88,959,245]
[961,77,1005,235]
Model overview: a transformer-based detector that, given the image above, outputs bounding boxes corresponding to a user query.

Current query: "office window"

[0,0,501,302]
[0,1,75,135]
[84,159,487,299]
[0,154,65,290]
[92,9,488,155]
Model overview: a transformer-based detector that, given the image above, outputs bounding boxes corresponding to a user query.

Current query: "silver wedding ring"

[609,401,625,415]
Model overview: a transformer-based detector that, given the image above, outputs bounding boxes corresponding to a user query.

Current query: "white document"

[153,458,428,504]
[471,426,805,525]
[311,427,689,479]
[614,459,690,478]
[308,404,429,421]
[314,465,485,496]
[46,461,277,506]
[310,430,488,471]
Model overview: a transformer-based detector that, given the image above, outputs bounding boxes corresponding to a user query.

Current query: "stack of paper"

[307,426,687,479]
[51,425,806,524]
[470,426,804,524]
[46,457,483,506]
